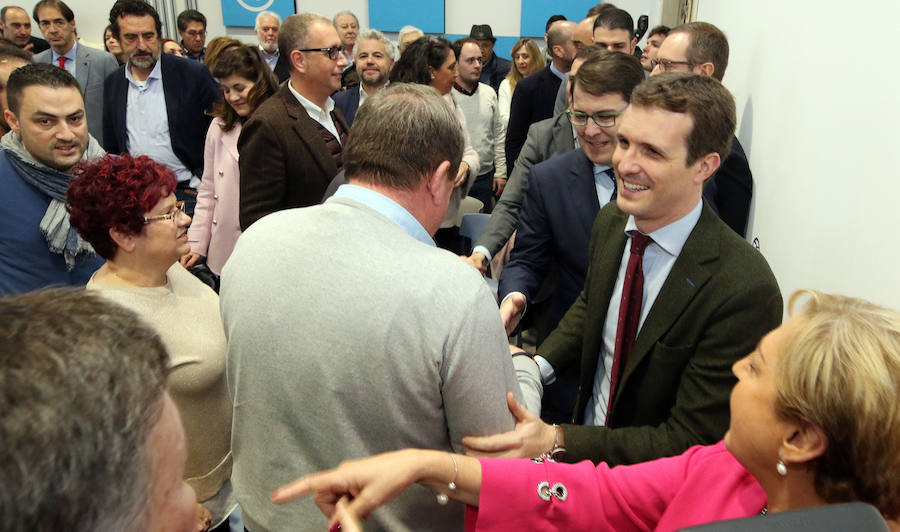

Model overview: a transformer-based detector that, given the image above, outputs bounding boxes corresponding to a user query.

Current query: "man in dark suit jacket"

[497,51,644,422]
[504,20,575,171]
[465,74,782,467]
[238,13,349,230]
[103,0,218,215]
[654,22,753,237]
[331,29,394,128]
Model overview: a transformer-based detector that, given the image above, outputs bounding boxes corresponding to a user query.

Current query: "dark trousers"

[175,184,198,218]
[467,170,495,214]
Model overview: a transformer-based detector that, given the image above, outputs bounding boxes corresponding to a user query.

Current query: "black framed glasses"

[143,201,184,224]
[297,45,345,61]
[566,107,626,128]
[650,58,694,71]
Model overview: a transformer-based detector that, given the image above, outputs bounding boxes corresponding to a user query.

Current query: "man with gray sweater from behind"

[221,83,538,532]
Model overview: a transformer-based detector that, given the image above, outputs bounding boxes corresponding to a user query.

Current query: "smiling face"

[118,14,160,73]
[36,5,76,55]
[724,317,805,477]
[355,38,391,89]
[256,14,279,53]
[429,48,456,95]
[612,104,707,233]
[1,7,33,47]
[334,13,358,49]
[5,84,87,172]
[218,74,255,117]
[593,26,636,55]
[571,84,626,166]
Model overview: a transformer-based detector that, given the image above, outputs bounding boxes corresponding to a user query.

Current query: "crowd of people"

[0,1,898,531]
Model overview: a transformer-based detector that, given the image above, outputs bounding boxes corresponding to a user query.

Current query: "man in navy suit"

[498,50,645,422]
[332,29,394,128]
[102,0,218,216]
[504,20,576,171]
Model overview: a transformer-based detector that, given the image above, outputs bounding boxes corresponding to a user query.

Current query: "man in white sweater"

[451,38,506,212]
[221,84,537,532]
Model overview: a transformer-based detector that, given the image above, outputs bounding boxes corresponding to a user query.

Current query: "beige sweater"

[87,263,233,508]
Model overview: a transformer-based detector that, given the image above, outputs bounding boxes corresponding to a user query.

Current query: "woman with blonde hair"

[273,290,900,531]
[498,38,544,129]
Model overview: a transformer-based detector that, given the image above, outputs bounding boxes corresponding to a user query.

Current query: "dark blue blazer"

[332,87,360,128]
[703,136,753,237]
[505,64,563,171]
[102,54,219,179]
[499,148,606,337]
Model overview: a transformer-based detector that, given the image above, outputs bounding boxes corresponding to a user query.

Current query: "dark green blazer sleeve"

[540,202,782,466]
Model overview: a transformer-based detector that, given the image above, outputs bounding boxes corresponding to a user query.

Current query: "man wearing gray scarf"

[0,63,104,295]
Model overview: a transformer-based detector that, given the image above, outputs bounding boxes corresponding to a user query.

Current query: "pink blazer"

[189,119,242,275]
[466,442,766,532]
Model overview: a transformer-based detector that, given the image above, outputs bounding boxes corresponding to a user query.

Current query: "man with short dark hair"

[332,28,394,127]
[103,0,219,217]
[0,6,49,55]
[0,289,197,532]
[466,73,782,469]
[593,7,637,54]
[222,83,526,532]
[32,0,118,144]
[0,45,31,135]
[451,38,505,211]
[640,24,669,72]
[177,9,206,62]
[238,13,349,229]
[498,50,645,422]
[652,21,752,237]
[505,20,575,171]
[255,10,281,72]
[469,24,510,93]
[0,63,104,295]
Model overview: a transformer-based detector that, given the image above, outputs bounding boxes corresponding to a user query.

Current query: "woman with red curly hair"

[67,154,236,532]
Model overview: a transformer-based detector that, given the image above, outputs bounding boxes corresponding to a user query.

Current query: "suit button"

[213,194,218,200]
[218,170,224,176]
[212,219,217,225]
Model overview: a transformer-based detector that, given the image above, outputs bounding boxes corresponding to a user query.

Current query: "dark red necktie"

[606,231,653,424]
[58,56,66,70]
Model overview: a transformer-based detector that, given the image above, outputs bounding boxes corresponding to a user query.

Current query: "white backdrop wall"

[696,0,900,310]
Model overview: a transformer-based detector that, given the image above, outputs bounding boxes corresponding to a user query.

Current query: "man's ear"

[4,109,19,134]
[630,37,638,53]
[290,49,305,73]
[694,151,721,185]
[425,160,452,204]
[780,419,828,466]
[109,227,137,254]
[695,62,715,78]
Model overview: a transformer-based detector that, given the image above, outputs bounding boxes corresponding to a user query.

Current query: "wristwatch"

[539,424,566,462]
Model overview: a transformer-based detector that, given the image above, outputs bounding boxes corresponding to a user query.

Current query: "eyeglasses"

[650,58,694,71]
[297,45,345,61]
[566,108,626,128]
[143,201,184,224]
[184,29,206,38]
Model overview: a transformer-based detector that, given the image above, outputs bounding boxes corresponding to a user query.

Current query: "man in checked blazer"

[465,73,782,468]
[238,13,350,230]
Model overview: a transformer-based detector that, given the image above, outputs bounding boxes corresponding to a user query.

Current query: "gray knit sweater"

[221,196,521,531]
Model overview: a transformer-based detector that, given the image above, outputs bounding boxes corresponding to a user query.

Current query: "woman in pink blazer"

[272,290,900,531]
[182,46,278,276]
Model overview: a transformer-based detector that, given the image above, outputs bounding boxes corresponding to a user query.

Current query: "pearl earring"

[776,459,788,476]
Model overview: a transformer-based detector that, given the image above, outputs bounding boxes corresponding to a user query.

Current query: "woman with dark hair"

[273,290,900,531]
[103,25,126,65]
[180,45,278,280]
[67,154,235,531]
[389,37,479,253]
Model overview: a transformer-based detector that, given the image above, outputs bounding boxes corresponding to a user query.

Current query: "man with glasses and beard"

[238,13,350,229]
[102,0,218,217]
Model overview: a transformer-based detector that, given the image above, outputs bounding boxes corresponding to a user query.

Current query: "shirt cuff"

[472,245,494,262]
[534,355,556,385]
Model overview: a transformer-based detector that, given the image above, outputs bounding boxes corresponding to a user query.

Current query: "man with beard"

[332,29,394,128]
[255,11,281,72]
[102,0,218,216]
[0,63,104,295]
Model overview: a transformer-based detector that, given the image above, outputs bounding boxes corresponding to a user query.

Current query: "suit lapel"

[613,204,719,404]
[280,85,337,183]
[74,45,88,92]
[568,150,601,235]
[160,55,180,144]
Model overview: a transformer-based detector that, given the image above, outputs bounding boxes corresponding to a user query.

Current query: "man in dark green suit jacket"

[465,72,782,467]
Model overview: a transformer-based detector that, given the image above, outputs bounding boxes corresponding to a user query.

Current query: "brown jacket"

[238,83,348,230]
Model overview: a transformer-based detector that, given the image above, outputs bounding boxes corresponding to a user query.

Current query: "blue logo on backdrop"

[221,0,294,27]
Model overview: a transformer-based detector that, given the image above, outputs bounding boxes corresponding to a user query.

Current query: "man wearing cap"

[470,24,510,93]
